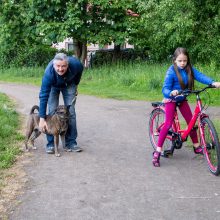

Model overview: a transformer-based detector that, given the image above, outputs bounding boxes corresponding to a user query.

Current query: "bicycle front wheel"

[148,108,173,154]
[200,117,220,176]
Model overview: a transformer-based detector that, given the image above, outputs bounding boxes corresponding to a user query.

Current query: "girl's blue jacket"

[39,56,83,118]
[162,65,214,99]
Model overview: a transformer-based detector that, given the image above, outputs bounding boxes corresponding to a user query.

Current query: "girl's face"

[175,53,188,69]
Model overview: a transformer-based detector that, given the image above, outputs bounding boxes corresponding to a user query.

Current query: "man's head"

[53,53,69,75]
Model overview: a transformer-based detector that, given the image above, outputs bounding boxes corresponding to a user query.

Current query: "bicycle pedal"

[162,150,173,158]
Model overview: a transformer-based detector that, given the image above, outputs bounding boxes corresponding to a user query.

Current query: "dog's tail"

[30,105,39,114]
[30,128,41,141]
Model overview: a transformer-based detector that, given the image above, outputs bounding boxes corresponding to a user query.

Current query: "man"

[39,53,83,154]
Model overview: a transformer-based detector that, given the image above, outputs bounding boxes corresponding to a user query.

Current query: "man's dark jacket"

[39,56,83,118]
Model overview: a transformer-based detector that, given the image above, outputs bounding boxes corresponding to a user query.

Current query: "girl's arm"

[162,67,176,98]
[192,67,214,85]
[193,67,220,88]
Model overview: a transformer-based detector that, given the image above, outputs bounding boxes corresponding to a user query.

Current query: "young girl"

[152,47,220,167]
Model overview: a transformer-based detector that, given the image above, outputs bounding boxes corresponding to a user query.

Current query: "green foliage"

[1,0,220,66]
[91,48,148,66]
[0,45,58,68]
[135,0,220,64]
[0,0,29,48]
[0,94,22,169]
[27,0,139,50]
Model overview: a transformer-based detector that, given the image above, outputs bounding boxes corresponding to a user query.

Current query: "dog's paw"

[24,147,29,152]
[33,146,37,150]
[55,153,61,157]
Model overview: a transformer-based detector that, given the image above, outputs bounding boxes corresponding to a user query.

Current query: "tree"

[27,0,140,63]
[190,0,220,64]
[0,0,55,67]
[134,0,195,60]
[135,0,220,64]
[0,1,28,49]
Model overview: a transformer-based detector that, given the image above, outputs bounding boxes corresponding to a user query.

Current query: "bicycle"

[148,85,220,176]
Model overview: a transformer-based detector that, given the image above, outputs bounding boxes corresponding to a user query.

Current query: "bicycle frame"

[160,93,207,144]
[177,98,205,141]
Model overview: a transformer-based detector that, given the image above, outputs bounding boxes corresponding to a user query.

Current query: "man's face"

[53,60,68,75]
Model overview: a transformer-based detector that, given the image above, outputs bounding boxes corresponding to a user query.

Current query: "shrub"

[90,48,148,67]
[0,45,64,68]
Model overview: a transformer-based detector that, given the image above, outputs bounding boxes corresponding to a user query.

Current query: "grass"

[0,94,23,171]
[80,62,168,101]
[0,67,43,86]
[0,61,220,104]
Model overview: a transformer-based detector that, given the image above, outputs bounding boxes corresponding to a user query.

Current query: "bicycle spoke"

[200,118,220,175]
[149,108,173,155]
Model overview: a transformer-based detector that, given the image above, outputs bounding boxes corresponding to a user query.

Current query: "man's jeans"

[46,84,77,149]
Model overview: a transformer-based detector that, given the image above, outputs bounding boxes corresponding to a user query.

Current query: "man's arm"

[38,64,54,131]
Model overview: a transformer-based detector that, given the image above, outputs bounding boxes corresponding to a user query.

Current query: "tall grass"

[0,61,220,104]
[0,94,23,169]
[80,62,168,100]
[0,67,43,85]
[82,62,220,104]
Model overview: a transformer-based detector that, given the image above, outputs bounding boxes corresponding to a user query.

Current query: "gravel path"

[1,82,220,220]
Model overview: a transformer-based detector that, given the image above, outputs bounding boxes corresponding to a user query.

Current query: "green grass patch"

[0,61,220,105]
[0,67,43,85]
[80,62,168,101]
[0,94,23,170]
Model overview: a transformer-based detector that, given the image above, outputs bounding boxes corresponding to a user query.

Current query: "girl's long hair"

[172,47,194,90]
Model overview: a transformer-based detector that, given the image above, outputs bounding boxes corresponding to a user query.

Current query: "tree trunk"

[73,39,87,66]
[112,44,121,62]
[81,43,87,66]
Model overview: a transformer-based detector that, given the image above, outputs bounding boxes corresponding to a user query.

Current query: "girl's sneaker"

[193,146,203,155]
[152,151,161,167]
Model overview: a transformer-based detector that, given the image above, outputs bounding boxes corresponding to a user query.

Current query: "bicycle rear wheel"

[200,117,220,176]
[149,108,173,155]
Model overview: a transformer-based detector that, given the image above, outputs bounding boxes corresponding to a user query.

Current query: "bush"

[0,45,60,68]
[90,48,148,67]
[18,46,58,67]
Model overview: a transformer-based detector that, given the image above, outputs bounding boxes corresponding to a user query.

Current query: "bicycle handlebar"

[178,84,215,97]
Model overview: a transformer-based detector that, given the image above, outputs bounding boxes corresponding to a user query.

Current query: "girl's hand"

[170,90,179,96]
[212,82,220,88]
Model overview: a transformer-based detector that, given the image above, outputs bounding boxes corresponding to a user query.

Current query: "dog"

[24,105,70,157]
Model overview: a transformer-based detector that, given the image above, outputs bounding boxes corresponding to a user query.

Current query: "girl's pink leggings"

[157,100,198,148]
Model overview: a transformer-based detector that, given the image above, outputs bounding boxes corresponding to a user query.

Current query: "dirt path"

[1,82,220,220]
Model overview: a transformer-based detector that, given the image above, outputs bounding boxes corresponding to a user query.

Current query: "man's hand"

[170,90,179,96]
[39,118,48,133]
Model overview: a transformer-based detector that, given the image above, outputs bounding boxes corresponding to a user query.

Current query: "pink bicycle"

[148,85,220,176]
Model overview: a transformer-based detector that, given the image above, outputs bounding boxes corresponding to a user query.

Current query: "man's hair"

[53,53,69,65]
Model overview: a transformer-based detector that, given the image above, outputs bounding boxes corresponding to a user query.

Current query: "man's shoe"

[46,147,55,154]
[72,146,83,152]
[65,145,83,152]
